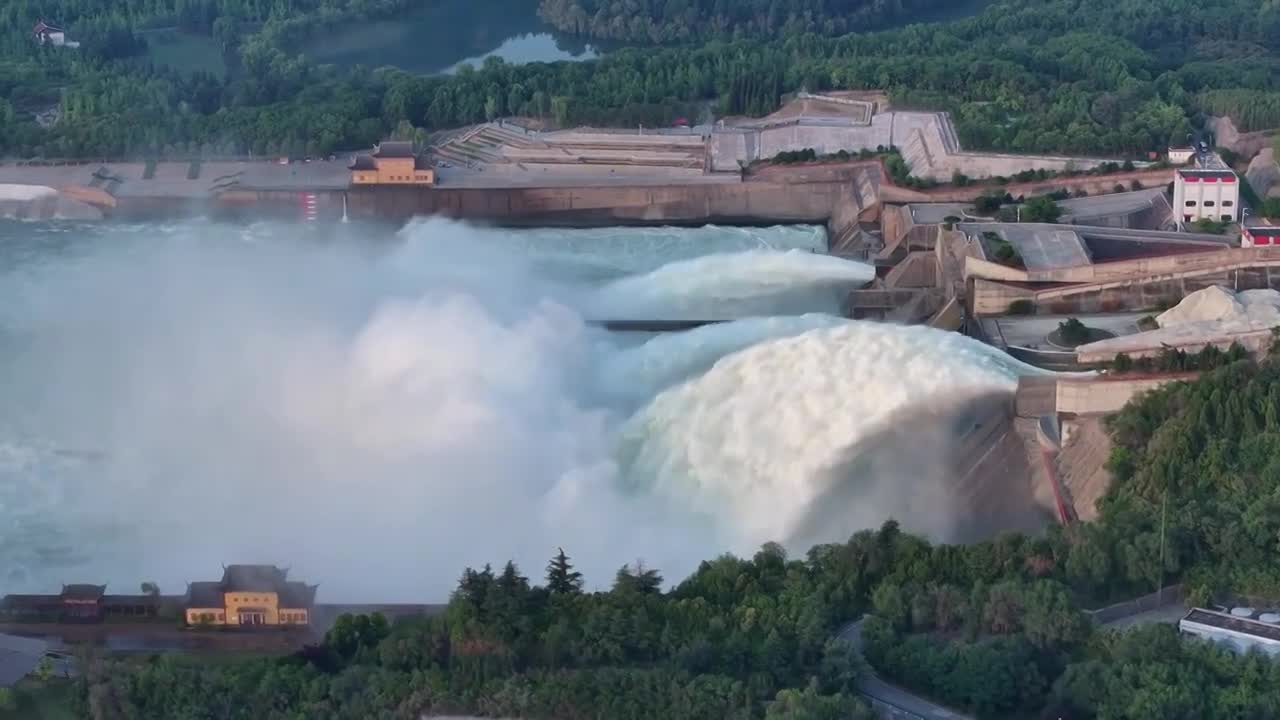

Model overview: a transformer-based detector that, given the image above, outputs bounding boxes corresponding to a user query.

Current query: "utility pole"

[1157,484,1168,603]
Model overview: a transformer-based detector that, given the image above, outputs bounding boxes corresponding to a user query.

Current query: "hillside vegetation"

[4,0,1280,158]
[537,0,956,44]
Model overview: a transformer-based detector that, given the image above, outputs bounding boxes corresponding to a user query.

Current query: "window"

[1185,200,1196,207]
[1223,200,1234,207]
[1204,200,1215,207]
[1222,214,1233,222]
[1184,215,1193,223]
[217,613,225,621]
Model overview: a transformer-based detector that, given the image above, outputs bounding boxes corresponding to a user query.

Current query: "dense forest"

[55,347,1280,720]
[4,0,1280,159]
[536,0,955,44]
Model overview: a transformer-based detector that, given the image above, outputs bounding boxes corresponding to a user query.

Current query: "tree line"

[536,0,954,44]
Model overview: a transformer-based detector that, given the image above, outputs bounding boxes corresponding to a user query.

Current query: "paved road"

[838,620,973,720]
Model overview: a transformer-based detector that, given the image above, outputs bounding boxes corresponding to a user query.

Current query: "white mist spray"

[0,217,1031,601]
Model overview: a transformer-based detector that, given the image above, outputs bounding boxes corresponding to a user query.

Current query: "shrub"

[1057,318,1091,346]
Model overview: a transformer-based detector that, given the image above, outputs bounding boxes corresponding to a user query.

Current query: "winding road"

[838,619,973,720]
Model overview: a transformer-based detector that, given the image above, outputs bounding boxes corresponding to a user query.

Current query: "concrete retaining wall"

[1056,375,1189,416]
[1075,329,1274,364]
[331,182,854,226]
[968,246,1280,316]
[1014,376,1058,417]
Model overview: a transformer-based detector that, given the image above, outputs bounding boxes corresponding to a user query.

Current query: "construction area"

[426,93,1133,184]
[428,121,721,186]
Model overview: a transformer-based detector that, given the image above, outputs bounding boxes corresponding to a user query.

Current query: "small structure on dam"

[349,140,435,186]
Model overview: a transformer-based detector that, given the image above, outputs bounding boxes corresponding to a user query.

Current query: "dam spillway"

[591,319,729,332]
[0,217,1045,601]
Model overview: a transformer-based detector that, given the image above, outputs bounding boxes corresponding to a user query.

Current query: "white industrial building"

[1179,608,1280,657]
[32,21,79,48]
[1168,147,1195,165]
[1173,168,1239,229]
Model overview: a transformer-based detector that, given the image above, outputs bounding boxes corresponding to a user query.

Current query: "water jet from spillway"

[0,217,1039,600]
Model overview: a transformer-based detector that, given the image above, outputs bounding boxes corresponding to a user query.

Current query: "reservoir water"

[0,219,1034,600]
[301,0,601,75]
[299,0,994,76]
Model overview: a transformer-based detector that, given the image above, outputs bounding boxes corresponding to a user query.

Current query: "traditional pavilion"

[184,565,316,627]
[1,584,159,622]
[349,140,435,186]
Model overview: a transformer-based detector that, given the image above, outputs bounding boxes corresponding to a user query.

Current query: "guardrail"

[1088,584,1185,625]
[864,695,925,720]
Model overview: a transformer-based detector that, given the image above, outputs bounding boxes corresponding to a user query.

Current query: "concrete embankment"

[0,156,886,248]
[339,180,861,227]
[1013,372,1197,521]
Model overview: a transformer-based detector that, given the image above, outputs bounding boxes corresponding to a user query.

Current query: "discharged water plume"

[590,250,874,320]
[0,217,1040,601]
[616,323,1043,548]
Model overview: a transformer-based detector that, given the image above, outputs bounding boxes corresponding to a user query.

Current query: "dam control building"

[1173,167,1239,229]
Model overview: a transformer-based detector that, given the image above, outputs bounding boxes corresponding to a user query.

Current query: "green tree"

[1021,195,1063,223]
[766,681,871,720]
[546,547,584,595]
[551,96,571,127]
[1056,318,1091,346]
[614,560,663,594]
[34,655,54,681]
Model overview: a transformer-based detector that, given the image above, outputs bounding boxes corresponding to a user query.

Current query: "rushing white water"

[0,217,1034,600]
[592,250,875,319]
[617,323,1037,546]
[595,314,852,406]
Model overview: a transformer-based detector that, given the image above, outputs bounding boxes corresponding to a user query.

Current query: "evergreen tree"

[546,547,583,595]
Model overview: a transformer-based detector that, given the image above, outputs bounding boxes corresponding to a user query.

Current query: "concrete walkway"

[838,620,973,720]
[1100,603,1189,631]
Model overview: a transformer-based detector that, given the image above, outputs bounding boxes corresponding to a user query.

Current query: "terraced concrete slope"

[1053,417,1115,522]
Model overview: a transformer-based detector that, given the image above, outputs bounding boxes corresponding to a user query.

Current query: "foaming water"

[503,224,828,283]
[616,323,1043,547]
[0,217,1034,600]
[595,314,851,406]
[591,250,875,319]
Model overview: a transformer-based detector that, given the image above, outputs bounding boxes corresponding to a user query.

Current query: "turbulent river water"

[0,218,1036,600]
